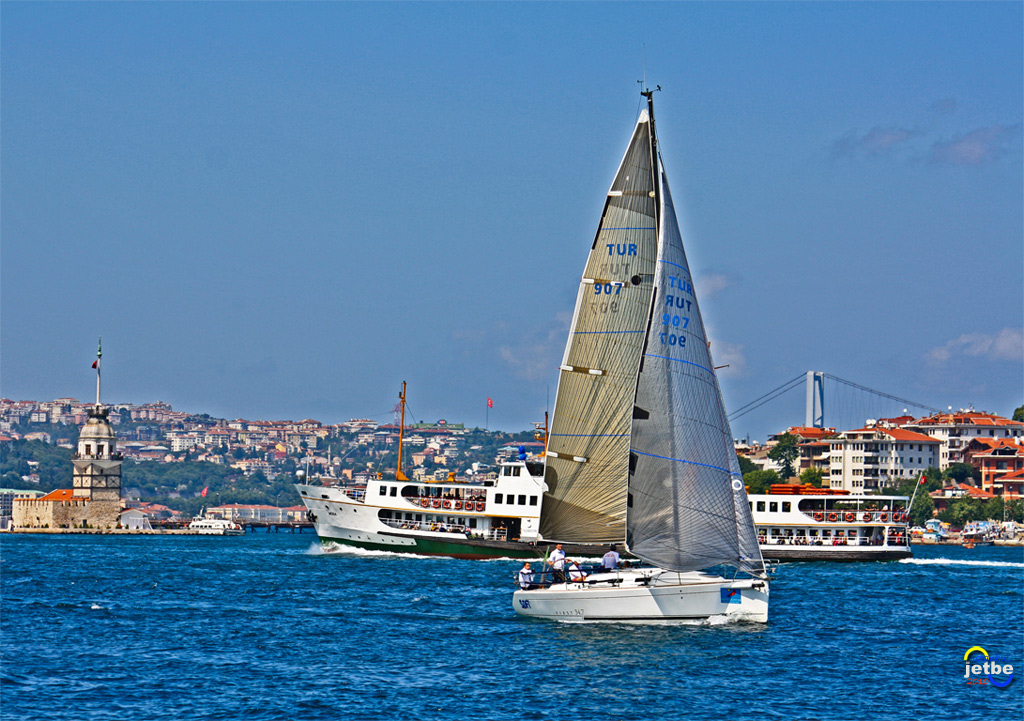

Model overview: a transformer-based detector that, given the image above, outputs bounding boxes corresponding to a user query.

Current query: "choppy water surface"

[2,534,1021,720]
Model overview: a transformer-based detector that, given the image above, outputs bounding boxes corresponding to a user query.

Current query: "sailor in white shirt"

[602,544,620,570]
[549,543,566,582]
[518,562,537,590]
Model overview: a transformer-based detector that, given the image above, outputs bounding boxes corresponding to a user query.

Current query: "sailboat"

[513,89,769,622]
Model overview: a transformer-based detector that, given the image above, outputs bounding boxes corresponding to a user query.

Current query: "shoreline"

[911,537,1023,547]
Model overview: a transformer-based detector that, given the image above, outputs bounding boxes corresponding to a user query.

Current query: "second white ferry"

[748,484,912,561]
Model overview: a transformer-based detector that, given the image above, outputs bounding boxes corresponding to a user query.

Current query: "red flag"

[919,475,927,485]
[487,398,493,408]
[92,360,98,369]
[201,486,209,497]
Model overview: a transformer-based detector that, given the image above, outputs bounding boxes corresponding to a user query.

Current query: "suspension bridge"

[728,371,942,433]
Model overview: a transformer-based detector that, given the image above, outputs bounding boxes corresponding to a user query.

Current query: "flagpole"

[907,472,927,518]
[94,337,102,409]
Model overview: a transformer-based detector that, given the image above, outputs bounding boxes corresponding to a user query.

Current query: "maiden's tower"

[13,340,122,530]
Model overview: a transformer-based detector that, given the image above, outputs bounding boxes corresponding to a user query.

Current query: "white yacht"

[188,515,245,536]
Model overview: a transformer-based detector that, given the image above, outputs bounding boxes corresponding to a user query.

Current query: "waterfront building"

[0,489,44,529]
[827,427,940,492]
[902,410,1024,469]
[929,483,997,512]
[964,438,1024,497]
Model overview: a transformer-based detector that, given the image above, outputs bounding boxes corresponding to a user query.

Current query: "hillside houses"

[740,410,1024,499]
[1,398,509,486]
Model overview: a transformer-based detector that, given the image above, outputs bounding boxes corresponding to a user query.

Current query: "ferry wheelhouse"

[748,484,912,561]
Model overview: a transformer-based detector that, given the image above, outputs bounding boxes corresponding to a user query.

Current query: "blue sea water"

[2,533,1021,721]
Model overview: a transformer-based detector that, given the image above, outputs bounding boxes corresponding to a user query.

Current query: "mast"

[396,381,409,481]
[640,86,662,228]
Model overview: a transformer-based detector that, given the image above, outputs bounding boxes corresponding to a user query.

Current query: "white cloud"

[696,273,734,299]
[927,328,1023,364]
[708,339,747,377]
[930,124,1021,165]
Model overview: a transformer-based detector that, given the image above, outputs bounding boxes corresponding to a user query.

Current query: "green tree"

[1013,405,1024,422]
[737,455,757,476]
[799,467,825,488]
[743,469,781,494]
[938,497,983,526]
[767,433,799,480]
[944,462,977,486]
[981,497,1004,522]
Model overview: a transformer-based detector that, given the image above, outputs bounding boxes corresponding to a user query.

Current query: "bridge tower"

[805,371,825,428]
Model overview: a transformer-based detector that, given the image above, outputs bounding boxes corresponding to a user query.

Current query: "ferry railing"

[759,533,908,547]
[377,517,508,541]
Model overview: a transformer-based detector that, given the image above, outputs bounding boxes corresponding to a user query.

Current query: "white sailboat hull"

[512,570,769,623]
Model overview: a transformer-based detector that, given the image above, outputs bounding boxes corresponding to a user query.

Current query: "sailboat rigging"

[514,89,769,622]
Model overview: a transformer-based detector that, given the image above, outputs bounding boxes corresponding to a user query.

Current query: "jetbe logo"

[964,646,1014,688]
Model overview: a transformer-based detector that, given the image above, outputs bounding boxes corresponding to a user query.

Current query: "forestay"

[540,110,659,544]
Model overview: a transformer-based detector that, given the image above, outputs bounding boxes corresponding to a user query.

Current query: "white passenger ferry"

[296,458,559,559]
[296,383,606,559]
[748,484,911,561]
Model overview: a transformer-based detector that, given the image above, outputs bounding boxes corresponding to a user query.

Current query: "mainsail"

[540,110,659,544]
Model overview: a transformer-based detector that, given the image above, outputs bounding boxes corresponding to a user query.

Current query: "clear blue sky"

[3,2,1021,440]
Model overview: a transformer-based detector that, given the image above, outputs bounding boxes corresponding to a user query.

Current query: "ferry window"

[518,495,526,505]
[782,502,791,513]
[469,519,477,529]
[529,496,537,506]
[769,502,777,513]
[495,493,503,504]
[511,466,521,476]
[379,486,387,496]
[756,501,765,512]
[390,487,397,497]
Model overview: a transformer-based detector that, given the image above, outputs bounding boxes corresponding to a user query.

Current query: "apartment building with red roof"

[903,410,1024,469]
[963,437,1024,497]
[827,427,940,492]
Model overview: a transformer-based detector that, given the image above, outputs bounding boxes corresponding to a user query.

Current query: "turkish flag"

[201,486,209,497]
[92,360,98,369]
[487,398,493,408]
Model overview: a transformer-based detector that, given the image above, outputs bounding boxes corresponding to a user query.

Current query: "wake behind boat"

[513,89,769,622]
